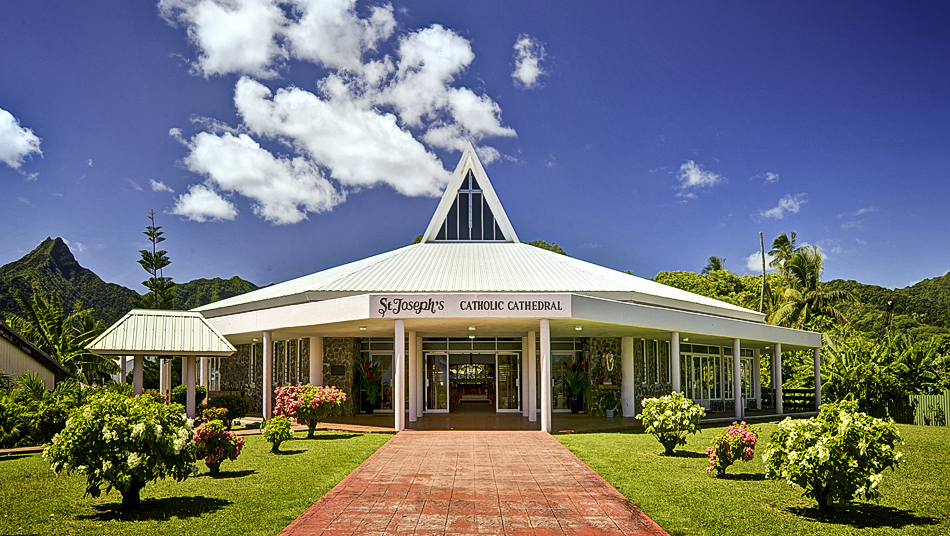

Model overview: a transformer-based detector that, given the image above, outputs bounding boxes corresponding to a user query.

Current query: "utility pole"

[759,232,766,313]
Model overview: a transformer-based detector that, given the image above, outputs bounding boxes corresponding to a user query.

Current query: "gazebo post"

[186,355,197,418]
[133,355,143,396]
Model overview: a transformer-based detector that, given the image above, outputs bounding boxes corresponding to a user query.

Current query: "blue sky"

[1,1,948,294]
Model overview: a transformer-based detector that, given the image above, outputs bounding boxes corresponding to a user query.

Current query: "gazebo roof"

[87,309,236,356]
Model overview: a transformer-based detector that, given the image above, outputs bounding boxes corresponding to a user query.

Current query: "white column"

[161,358,171,402]
[540,320,552,433]
[263,331,273,420]
[814,347,822,410]
[753,349,761,410]
[774,343,783,415]
[394,320,406,431]
[158,357,165,395]
[186,355,197,418]
[133,355,144,397]
[528,330,537,422]
[408,331,418,423]
[670,332,681,392]
[621,337,636,417]
[200,357,209,389]
[733,339,742,421]
[521,336,530,417]
[416,336,424,416]
[309,336,323,385]
[181,356,187,385]
[120,356,127,384]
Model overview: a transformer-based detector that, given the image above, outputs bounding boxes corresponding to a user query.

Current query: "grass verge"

[558,423,950,536]
[0,431,390,535]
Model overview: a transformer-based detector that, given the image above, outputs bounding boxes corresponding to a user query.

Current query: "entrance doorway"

[495,353,520,413]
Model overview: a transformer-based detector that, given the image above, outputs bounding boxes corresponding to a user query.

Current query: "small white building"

[186,144,821,432]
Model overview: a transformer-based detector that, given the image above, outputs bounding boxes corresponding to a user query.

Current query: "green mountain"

[0,237,138,325]
[902,271,950,308]
[824,279,950,337]
[1,237,259,326]
[174,276,259,310]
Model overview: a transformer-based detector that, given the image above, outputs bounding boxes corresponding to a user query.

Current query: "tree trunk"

[121,476,145,509]
[308,422,317,439]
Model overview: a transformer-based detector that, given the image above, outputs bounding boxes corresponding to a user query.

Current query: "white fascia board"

[570,294,821,348]
[203,294,371,337]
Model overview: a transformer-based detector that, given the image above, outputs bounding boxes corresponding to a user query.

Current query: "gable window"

[435,171,505,241]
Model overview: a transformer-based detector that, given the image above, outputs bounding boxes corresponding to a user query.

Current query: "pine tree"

[135,210,175,309]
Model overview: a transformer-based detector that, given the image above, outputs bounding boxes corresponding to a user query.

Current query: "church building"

[188,144,822,432]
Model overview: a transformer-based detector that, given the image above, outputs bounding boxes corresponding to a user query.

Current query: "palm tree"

[768,232,800,276]
[4,282,117,384]
[768,246,854,328]
[701,256,726,274]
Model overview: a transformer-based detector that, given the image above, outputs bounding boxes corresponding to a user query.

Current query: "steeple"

[421,143,519,243]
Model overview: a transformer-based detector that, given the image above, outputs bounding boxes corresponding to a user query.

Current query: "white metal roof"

[194,242,764,322]
[88,309,236,356]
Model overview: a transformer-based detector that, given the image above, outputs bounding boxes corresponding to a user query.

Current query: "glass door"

[424,354,449,412]
[495,354,520,412]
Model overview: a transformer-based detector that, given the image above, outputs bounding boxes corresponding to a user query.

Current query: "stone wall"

[587,337,623,416]
[633,339,673,415]
[322,337,358,417]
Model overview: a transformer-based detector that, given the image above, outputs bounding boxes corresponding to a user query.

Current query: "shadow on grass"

[718,472,766,481]
[666,451,706,459]
[0,453,33,461]
[77,496,231,521]
[788,502,940,529]
[274,449,306,455]
[300,434,359,441]
[209,469,256,479]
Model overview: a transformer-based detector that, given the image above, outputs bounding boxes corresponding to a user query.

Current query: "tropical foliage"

[171,384,207,406]
[355,360,382,406]
[637,392,705,455]
[768,245,855,328]
[43,391,196,509]
[701,256,725,274]
[4,281,115,384]
[764,400,902,515]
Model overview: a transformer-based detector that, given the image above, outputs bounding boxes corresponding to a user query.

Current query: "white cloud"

[179,131,343,224]
[761,172,779,183]
[150,179,175,193]
[674,160,723,199]
[126,179,144,191]
[511,34,547,89]
[856,238,866,245]
[164,3,517,224]
[745,251,771,273]
[63,238,87,252]
[759,193,806,219]
[172,183,239,222]
[87,159,93,167]
[0,107,42,169]
[158,0,287,78]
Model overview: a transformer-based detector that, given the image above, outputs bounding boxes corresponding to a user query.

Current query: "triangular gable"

[422,143,519,243]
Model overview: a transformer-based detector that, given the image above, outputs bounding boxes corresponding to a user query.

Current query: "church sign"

[369,294,572,319]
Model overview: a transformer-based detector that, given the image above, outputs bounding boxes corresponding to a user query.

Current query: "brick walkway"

[281,431,668,535]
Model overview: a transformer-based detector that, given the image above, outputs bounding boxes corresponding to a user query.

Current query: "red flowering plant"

[705,421,760,477]
[273,385,347,438]
[193,419,244,475]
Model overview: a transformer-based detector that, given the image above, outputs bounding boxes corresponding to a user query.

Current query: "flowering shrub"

[705,421,760,476]
[142,389,166,404]
[193,419,244,475]
[43,391,196,509]
[637,392,705,455]
[273,385,347,438]
[262,415,294,453]
[171,384,207,406]
[201,406,228,423]
[205,393,250,429]
[764,400,902,515]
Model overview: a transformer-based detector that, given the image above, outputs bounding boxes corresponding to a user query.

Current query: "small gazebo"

[87,309,236,417]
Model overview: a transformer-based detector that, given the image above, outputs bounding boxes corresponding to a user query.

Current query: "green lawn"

[0,431,391,536]
[558,423,950,536]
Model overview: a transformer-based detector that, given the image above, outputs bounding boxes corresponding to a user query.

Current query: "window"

[434,171,505,241]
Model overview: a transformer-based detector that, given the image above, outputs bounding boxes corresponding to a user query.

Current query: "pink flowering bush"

[273,385,347,438]
[705,421,760,477]
[193,419,244,475]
